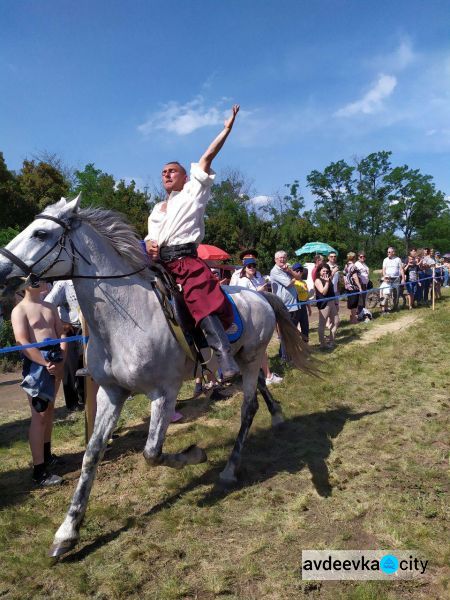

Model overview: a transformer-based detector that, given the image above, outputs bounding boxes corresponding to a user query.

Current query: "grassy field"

[0,295,449,599]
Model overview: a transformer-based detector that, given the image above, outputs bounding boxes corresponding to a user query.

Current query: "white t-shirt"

[234,275,260,291]
[145,163,215,246]
[355,260,369,285]
[383,256,403,278]
[230,268,265,287]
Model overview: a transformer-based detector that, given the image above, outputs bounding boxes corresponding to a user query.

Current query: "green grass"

[0,294,449,599]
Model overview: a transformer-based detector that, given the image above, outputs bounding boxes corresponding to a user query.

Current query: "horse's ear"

[64,193,82,215]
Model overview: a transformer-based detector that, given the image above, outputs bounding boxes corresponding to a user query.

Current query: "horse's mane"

[77,207,146,271]
[46,203,147,272]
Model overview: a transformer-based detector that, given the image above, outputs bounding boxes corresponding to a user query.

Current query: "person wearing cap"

[291,262,312,343]
[230,249,265,287]
[145,105,240,380]
[235,257,282,385]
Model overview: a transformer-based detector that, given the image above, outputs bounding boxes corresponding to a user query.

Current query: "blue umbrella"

[295,242,338,256]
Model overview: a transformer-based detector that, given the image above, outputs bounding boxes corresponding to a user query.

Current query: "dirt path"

[355,312,423,345]
[0,370,65,417]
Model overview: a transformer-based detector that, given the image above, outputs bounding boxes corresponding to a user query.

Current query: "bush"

[0,319,21,371]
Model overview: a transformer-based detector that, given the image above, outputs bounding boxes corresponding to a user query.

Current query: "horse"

[0,196,312,559]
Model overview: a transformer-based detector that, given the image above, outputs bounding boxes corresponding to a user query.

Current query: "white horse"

[0,196,312,559]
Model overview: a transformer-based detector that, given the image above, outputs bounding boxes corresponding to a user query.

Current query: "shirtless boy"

[11,283,67,486]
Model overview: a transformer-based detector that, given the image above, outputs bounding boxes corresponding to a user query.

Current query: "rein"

[0,213,148,285]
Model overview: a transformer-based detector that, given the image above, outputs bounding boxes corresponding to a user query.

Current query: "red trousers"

[163,256,234,329]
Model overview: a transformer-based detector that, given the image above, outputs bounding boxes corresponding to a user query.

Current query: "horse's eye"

[33,230,47,240]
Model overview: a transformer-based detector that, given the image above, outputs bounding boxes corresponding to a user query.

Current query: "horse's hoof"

[48,538,77,561]
[182,444,207,465]
[271,413,285,427]
[219,470,238,487]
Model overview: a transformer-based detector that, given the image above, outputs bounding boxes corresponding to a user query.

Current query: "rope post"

[81,317,96,445]
[432,267,435,311]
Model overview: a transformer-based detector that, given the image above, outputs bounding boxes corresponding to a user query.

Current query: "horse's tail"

[260,291,319,376]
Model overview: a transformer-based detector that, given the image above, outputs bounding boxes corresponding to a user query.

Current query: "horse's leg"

[219,360,260,484]
[143,386,207,469]
[49,385,127,559]
[257,368,285,427]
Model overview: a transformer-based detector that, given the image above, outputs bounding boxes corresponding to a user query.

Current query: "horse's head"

[0,195,81,297]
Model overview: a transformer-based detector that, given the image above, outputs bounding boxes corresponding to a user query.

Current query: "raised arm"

[199,104,240,174]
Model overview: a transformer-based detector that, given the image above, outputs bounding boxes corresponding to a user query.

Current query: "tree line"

[0,150,448,273]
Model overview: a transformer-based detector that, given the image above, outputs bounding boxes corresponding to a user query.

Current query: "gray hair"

[275,250,287,259]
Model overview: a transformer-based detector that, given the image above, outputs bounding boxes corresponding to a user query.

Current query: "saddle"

[150,263,243,371]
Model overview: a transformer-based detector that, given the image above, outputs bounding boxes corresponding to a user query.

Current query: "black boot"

[200,315,240,381]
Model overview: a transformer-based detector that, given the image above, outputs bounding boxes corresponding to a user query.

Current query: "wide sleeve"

[44,281,65,307]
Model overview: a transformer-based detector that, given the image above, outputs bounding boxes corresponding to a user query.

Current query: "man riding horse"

[145,104,240,380]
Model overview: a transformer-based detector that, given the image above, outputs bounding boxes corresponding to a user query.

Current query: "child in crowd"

[11,282,67,486]
[291,262,312,342]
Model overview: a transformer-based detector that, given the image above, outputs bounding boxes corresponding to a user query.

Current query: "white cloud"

[335,74,397,117]
[138,96,226,136]
[250,194,271,206]
[393,39,415,70]
[371,38,416,72]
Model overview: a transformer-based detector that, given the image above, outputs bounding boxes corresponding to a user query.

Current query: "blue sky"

[1,0,450,209]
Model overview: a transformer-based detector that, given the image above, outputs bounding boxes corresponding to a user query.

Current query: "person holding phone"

[315,262,339,349]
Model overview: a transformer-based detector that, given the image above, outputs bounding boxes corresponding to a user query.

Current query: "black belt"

[160,243,198,262]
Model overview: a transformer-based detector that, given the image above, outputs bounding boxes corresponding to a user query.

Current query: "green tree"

[0,152,33,229]
[307,160,356,254]
[17,159,70,213]
[354,151,396,262]
[386,166,447,253]
[204,175,253,256]
[72,164,151,237]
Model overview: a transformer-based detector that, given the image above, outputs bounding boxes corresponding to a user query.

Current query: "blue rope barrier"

[287,274,438,309]
[0,335,88,355]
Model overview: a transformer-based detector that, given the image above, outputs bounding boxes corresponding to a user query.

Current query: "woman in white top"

[355,251,370,309]
[235,258,282,386]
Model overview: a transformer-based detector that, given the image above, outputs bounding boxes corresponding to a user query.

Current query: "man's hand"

[224,104,240,130]
[199,104,240,173]
[146,240,159,260]
[47,361,64,378]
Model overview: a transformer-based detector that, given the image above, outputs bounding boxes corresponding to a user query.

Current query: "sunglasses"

[359,255,365,258]
[246,264,257,268]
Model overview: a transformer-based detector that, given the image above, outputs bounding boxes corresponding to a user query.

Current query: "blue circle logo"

[380,554,399,574]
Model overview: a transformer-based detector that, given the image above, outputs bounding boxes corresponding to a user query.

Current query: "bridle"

[0,213,147,286]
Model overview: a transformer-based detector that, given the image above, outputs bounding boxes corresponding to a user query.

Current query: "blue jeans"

[444,267,449,286]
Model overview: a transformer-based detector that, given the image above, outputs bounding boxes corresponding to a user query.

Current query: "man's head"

[274,250,288,268]
[314,254,324,264]
[409,247,417,257]
[328,251,337,263]
[161,162,188,194]
[387,246,396,257]
[239,248,258,262]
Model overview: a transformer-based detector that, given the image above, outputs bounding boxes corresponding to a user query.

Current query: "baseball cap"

[291,262,303,271]
[243,257,257,266]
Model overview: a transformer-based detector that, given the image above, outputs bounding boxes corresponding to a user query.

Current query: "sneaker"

[33,472,64,487]
[170,411,183,423]
[44,454,62,468]
[266,373,283,385]
[75,367,90,377]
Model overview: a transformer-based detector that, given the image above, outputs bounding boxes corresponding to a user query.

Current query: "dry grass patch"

[0,294,449,599]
